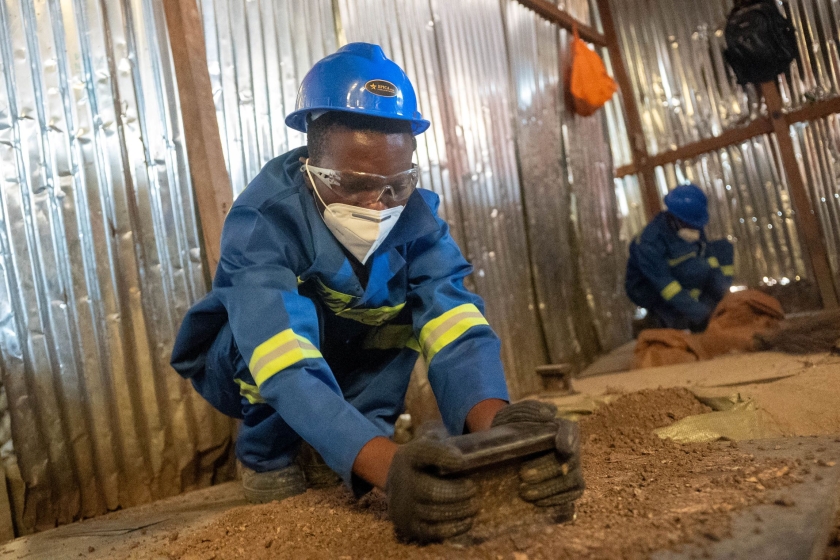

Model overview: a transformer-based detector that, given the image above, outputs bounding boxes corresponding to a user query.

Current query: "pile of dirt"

[160,389,801,560]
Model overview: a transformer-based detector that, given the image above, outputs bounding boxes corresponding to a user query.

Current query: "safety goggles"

[303,160,419,205]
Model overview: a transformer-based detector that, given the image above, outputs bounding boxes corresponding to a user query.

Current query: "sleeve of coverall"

[634,237,711,325]
[406,204,510,437]
[704,239,735,301]
[214,205,384,483]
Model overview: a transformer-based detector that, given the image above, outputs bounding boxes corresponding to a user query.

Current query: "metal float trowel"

[430,420,579,545]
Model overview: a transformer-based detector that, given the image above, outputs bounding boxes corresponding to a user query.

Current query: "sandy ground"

[157,389,803,560]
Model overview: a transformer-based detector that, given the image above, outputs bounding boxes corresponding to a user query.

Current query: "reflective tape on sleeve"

[234,379,266,404]
[249,329,322,386]
[661,280,683,301]
[419,304,489,363]
[721,265,735,276]
[668,252,697,267]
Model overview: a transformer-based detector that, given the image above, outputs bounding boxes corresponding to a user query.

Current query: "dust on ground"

[159,388,802,560]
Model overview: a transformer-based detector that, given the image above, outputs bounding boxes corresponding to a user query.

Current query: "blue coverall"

[625,212,734,331]
[171,147,510,484]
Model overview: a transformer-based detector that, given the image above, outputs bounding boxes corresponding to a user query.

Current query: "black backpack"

[723,0,798,85]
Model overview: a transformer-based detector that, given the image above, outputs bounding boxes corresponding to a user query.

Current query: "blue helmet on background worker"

[664,183,709,229]
[285,42,430,135]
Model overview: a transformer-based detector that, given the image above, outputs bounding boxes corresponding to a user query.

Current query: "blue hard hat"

[664,183,709,228]
[285,43,430,135]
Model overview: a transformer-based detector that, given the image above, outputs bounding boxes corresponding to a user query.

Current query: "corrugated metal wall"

[198,0,336,197]
[0,0,235,533]
[609,0,840,297]
[792,114,840,283]
[504,2,631,367]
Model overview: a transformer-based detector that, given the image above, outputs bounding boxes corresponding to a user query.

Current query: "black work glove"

[386,437,478,543]
[491,400,585,507]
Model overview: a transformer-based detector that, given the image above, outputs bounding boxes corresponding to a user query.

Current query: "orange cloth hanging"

[569,24,618,117]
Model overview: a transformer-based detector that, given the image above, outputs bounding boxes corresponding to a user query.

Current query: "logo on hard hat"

[365,79,398,97]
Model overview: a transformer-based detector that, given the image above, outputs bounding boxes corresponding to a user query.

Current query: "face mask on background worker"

[676,227,701,243]
[305,159,418,264]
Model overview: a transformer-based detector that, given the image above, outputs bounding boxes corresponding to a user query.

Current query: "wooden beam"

[163,0,233,277]
[514,0,607,46]
[615,118,776,177]
[594,0,659,218]
[761,81,838,309]
[615,163,636,177]
[786,96,840,125]
[616,97,840,178]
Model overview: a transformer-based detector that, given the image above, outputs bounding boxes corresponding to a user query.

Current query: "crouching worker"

[625,184,734,332]
[171,43,583,543]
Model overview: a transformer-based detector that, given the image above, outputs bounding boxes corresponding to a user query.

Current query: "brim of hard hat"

[285,107,431,135]
[679,210,709,229]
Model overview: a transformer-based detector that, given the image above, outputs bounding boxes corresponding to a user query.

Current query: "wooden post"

[595,0,660,220]
[761,81,839,309]
[163,0,233,277]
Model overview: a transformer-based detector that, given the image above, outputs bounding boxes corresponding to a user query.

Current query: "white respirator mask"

[306,163,403,264]
[677,228,701,243]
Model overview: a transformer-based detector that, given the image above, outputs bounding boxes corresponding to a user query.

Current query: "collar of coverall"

[287,146,440,253]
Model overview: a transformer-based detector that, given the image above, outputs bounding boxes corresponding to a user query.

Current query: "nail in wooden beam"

[761,81,839,309]
[163,0,233,278]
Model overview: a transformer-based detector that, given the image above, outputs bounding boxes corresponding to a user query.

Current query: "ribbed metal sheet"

[428,0,549,397]
[0,0,234,533]
[791,115,840,283]
[654,135,809,288]
[614,174,647,241]
[199,0,337,196]
[504,2,631,367]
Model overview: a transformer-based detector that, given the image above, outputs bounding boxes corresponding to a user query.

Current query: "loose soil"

[160,389,801,560]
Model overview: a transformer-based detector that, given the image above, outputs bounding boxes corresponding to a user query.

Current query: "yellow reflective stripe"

[336,303,406,326]
[689,289,701,300]
[249,329,322,386]
[661,280,682,301]
[363,324,414,350]
[234,379,265,404]
[296,276,305,286]
[313,279,356,314]
[419,304,489,362]
[362,324,420,352]
[312,278,405,326]
[721,265,735,276]
[668,252,697,267]
[707,256,720,268]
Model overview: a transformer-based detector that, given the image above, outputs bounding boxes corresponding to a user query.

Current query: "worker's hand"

[492,401,585,507]
[386,437,478,543]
